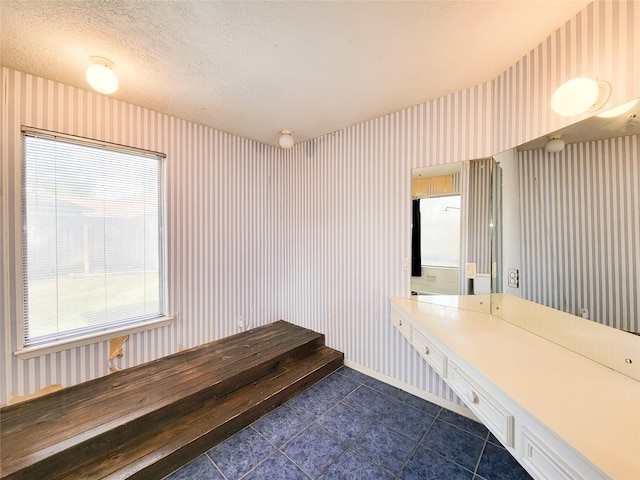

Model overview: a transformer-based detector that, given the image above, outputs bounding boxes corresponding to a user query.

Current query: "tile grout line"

[293,368,400,478]
[304,372,379,478]
[204,450,230,480]
[323,370,478,479]
[392,407,489,478]
[393,411,439,478]
[263,368,371,479]
[472,431,491,479]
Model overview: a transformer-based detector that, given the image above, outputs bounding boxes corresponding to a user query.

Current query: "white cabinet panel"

[520,427,581,479]
[448,360,515,448]
[412,328,448,379]
[391,306,412,342]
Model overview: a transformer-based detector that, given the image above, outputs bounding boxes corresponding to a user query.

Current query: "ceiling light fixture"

[551,77,611,117]
[596,98,639,118]
[545,135,565,153]
[279,130,294,149]
[86,56,119,94]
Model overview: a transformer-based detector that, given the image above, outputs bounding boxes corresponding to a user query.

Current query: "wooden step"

[0,321,343,480]
[2,320,318,432]
[73,346,343,480]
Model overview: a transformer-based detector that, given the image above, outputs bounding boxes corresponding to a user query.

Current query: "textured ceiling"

[1,1,589,147]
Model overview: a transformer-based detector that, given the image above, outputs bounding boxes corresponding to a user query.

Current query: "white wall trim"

[343,358,479,422]
[14,316,175,360]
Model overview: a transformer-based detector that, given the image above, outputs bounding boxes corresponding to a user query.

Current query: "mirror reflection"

[411,160,495,313]
[411,163,462,296]
[493,98,640,336]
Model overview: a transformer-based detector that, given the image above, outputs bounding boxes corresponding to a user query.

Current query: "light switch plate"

[466,262,476,279]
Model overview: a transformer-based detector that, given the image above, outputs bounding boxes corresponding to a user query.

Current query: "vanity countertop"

[390,296,640,480]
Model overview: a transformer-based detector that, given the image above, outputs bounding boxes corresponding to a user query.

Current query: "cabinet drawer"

[520,427,583,479]
[448,361,514,448]
[413,328,447,378]
[391,307,412,342]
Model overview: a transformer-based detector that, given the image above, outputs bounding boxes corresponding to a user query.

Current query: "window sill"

[14,316,175,360]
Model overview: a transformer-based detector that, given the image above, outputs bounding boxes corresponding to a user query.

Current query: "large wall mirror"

[491,98,640,378]
[411,159,495,314]
[410,98,639,378]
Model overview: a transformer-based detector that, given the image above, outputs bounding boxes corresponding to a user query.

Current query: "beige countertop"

[391,296,640,480]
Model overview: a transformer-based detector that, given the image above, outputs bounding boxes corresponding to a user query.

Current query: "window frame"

[15,127,173,359]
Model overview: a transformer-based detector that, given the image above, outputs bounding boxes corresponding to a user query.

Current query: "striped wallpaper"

[272,0,638,403]
[467,159,493,278]
[459,158,493,295]
[1,68,281,404]
[519,135,639,334]
[1,0,639,406]
[492,161,504,294]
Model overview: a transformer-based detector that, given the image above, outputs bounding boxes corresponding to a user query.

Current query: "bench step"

[0,321,343,480]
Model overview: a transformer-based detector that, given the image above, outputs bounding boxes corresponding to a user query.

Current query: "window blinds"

[21,130,167,347]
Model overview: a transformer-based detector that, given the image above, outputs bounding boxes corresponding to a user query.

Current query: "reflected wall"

[518,135,639,334]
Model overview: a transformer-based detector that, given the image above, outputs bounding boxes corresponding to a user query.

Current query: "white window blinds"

[21,130,167,347]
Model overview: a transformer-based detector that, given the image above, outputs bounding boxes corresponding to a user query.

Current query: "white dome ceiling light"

[551,77,610,117]
[86,56,119,94]
[278,130,294,149]
[545,135,565,153]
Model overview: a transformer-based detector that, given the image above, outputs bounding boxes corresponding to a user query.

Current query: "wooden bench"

[0,320,343,479]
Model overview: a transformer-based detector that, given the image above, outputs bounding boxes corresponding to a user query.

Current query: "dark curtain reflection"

[411,199,421,276]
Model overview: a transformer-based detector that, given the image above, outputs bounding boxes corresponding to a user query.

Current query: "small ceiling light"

[545,135,565,153]
[86,56,118,94]
[596,98,639,118]
[278,130,294,149]
[551,77,611,116]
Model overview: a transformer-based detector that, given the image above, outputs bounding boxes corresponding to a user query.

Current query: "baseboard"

[343,359,480,422]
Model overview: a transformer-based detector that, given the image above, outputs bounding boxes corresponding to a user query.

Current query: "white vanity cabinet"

[390,297,639,480]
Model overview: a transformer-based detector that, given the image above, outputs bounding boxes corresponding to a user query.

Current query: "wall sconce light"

[545,135,565,153]
[551,77,610,116]
[278,130,294,149]
[86,56,119,94]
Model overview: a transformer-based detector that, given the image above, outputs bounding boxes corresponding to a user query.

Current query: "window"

[420,195,460,268]
[21,129,167,348]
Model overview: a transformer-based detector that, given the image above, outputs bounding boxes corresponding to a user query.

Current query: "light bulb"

[551,77,601,116]
[279,130,294,149]
[545,137,565,153]
[86,57,118,94]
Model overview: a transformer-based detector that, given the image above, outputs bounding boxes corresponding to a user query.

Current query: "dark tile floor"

[164,367,533,480]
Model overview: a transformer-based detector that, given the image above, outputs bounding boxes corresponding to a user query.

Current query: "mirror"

[491,98,640,379]
[411,159,495,314]
[411,163,462,296]
[408,98,639,378]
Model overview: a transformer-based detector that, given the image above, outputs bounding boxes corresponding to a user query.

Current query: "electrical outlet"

[402,258,409,271]
[579,307,589,319]
[508,268,519,288]
[238,315,244,331]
